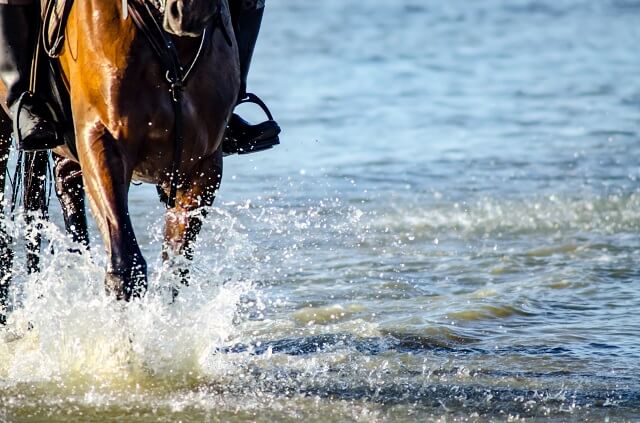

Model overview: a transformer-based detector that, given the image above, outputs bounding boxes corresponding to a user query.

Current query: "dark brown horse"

[0,0,239,303]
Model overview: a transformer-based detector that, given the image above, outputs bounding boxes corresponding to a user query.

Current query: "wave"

[370,193,640,237]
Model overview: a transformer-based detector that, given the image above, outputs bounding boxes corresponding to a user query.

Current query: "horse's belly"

[130,96,228,184]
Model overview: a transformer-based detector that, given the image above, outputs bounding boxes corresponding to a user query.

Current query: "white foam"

[0,209,257,389]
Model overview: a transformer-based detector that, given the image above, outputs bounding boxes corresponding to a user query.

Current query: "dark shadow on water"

[291,384,640,413]
[204,368,640,418]
[209,334,640,416]
[218,332,577,358]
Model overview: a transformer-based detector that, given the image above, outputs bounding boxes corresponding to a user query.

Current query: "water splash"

[0,210,256,390]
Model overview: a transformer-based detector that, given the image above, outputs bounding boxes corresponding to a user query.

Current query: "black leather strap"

[42,0,75,58]
[128,1,184,86]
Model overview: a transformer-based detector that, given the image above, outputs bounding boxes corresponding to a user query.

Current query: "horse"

[0,0,240,307]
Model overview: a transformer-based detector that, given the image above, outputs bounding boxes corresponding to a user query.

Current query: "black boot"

[223,3,280,156]
[0,5,61,151]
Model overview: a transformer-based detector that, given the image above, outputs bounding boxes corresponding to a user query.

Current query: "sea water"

[1,0,640,421]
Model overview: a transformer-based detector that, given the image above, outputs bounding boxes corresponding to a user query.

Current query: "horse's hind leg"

[77,126,146,300]
[162,151,223,282]
[53,154,89,248]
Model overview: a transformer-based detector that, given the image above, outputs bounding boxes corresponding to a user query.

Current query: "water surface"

[2,0,640,421]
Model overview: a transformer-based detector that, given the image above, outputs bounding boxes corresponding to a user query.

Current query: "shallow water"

[2,0,640,421]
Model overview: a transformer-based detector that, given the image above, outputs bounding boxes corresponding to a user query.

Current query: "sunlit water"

[2,0,640,421]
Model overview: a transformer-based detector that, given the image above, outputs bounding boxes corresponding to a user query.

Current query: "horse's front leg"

[0,108,12,324]
[77,124,147,300]
[162,151,223,281]
[53,154,89,248]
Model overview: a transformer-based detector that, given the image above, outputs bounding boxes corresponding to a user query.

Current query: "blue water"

[2,0,640,420]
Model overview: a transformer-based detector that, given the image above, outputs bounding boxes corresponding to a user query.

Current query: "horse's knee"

[54,158,82,196]
[53,157,88,246]
[54,160,84,211]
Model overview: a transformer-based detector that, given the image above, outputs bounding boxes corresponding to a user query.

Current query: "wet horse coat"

[0,0,239,300]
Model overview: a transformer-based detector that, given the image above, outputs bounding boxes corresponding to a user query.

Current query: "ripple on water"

[0,197,638,420]
[446,304,534,321]
[292,303,368,325]
[370,194,640,238]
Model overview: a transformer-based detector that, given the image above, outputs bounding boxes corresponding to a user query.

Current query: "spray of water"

[0,208,257,391]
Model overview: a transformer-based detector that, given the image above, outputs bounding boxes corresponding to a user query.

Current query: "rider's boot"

[0,5,61,151]
[223,1,280,156]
